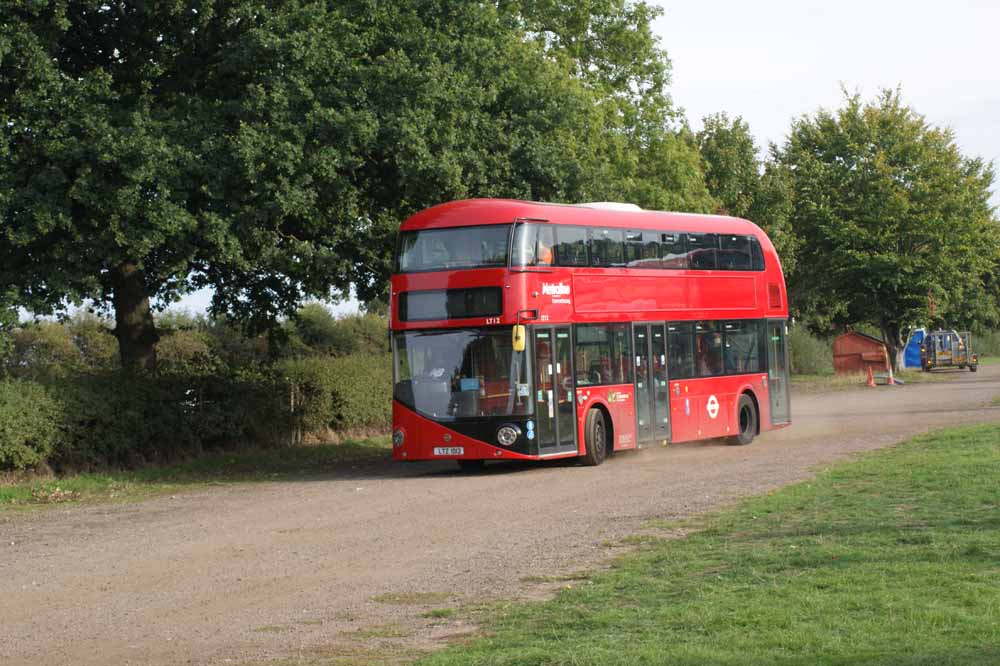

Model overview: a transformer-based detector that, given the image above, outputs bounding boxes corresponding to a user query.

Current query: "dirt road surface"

[3,367,1000,665]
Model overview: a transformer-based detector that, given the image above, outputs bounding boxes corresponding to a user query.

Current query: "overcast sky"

[654,0,1000,208]
[174,1,999,314]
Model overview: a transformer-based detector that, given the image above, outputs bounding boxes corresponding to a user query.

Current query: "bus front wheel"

[728,394,757,446]
[581,409,608,466]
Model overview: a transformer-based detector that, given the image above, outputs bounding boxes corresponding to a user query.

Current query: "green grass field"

[422,424,1000,666]
[0,437,391,509]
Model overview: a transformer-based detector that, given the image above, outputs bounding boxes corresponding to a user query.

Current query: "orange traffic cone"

[866,365,876,388]
[887,363,896,385]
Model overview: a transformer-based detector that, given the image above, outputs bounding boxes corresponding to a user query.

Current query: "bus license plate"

[433,447,464,456]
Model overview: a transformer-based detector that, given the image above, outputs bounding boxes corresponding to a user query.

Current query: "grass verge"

[0,437,390,509]
[421,424,1000,665]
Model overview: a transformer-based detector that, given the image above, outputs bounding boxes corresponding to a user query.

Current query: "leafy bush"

[67,314,119,370]
[322,353,392,429]
[52,373,199,469]
[157,329,221,374]
[0,303,16,363]
[789,326,834,375]
[279,305,388,358]
[4,322,83,378]
[972,329,1000,357]
[48,371,286,471]
[0,306,393,471]
[0,379,62,470]
[275,354,392,436]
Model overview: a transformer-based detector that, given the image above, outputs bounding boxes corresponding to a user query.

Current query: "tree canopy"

[696,112,798,273]
[697,112,759,219]
[776,88,999,366]
[0,0,710,369]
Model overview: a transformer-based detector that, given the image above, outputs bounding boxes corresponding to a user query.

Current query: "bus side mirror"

[512,325,526,352]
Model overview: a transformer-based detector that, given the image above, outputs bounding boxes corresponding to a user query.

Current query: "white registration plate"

[433,447,464,456]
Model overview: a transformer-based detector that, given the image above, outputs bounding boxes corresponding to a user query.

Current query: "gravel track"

[3,366,999,665]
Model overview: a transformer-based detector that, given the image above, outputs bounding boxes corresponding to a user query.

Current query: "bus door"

[767,320,791,424]
[533,327,577,454]
[633,323,671,445]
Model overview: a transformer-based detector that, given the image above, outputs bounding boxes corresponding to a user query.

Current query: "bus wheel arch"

[581,406,610,466]
[728,391,758,446]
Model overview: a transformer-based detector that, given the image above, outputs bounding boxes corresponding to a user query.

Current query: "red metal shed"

[832,332,890,374]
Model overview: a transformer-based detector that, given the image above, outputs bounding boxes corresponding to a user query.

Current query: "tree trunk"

[880,322,907,373]
[111,262,159,371]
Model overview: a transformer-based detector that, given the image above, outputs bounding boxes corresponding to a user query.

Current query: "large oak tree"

[1,1,710,370]
[777,89,998,368]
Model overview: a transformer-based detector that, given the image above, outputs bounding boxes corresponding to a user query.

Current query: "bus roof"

[399,198,764,237]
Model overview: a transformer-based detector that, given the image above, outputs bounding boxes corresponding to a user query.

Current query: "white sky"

[173,1,999,315]
[654,0,1000,208]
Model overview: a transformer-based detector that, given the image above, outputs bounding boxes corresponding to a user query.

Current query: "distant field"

[422,424,1000,666]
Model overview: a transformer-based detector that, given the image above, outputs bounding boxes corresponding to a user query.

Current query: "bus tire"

[581,408,607,466]
[727,394,757,446]
[457,459,485,473]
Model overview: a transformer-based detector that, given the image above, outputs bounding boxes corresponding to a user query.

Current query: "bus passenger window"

[625,231,661,268]
[589,228,625,267]
[574,323,632,385]
[687,234,717,270]
[555,226,589,266]
[694,322,723,376]
[667,323,693,379]
[661,233,688,269]
[718,235,751,270]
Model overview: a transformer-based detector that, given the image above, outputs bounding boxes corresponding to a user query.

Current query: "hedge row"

[277,354,393,435]
[0,353,393,472]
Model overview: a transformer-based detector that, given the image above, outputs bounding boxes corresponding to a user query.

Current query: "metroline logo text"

[541,282,571,296]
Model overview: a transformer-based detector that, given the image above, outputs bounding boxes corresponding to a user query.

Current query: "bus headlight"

[392,429,405,448]
[496,425,521,447]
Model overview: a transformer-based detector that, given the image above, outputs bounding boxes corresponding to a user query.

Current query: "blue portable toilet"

[904,328,925,368]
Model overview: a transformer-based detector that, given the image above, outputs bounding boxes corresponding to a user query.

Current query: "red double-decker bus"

[389,199,791,470]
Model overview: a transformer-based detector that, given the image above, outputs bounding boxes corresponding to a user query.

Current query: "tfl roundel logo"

[706,395,720,419]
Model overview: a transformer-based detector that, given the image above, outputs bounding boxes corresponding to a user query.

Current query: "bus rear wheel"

[581,408,607,466]
[728,394,757,446]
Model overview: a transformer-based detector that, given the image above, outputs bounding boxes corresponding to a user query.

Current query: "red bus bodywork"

[390,199,790,465]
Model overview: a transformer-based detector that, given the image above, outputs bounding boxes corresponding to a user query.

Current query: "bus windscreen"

[396,225,510,272]
[393,328,532,420]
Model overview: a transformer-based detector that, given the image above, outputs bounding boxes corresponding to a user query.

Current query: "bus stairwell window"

[750,237,766,271]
